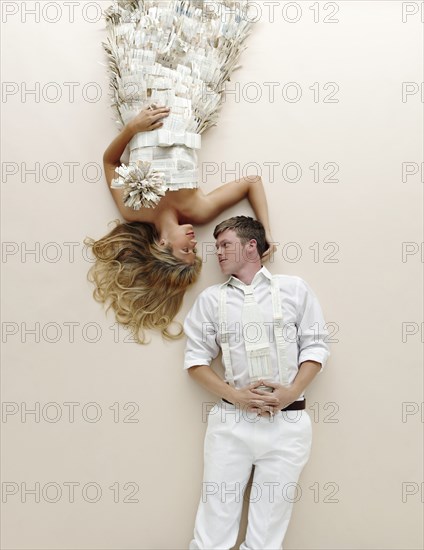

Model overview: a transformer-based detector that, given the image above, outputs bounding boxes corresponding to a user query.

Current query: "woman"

[85,105,274,344]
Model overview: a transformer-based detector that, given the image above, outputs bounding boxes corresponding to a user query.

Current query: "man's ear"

[248,239,258,250]
[245,239,260,259]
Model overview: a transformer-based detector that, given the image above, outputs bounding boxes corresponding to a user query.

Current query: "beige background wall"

[1,1,423,548]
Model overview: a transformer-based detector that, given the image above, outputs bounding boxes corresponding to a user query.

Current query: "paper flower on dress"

[111,160,167,210]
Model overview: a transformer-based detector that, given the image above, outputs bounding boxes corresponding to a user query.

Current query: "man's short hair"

[213,216,268,257]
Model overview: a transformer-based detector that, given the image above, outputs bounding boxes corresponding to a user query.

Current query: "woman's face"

[165,224,198,264]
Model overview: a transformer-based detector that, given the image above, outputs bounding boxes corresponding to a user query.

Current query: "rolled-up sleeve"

[296,278,330,372]
[183,289,220,370]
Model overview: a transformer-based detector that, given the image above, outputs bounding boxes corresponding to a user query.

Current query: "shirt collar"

[224,265,272,288]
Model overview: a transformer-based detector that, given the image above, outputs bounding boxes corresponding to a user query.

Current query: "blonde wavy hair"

[84,220,202,344]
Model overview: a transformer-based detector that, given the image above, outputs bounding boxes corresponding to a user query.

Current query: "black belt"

[222,398,305,411]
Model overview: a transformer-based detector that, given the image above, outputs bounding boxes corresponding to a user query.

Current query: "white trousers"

[189,401,312,550]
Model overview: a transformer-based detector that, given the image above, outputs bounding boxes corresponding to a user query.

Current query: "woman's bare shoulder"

[108,186,208,224]
[173,189,213,224]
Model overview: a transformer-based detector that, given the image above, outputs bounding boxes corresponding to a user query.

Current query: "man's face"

[215,229,255,275]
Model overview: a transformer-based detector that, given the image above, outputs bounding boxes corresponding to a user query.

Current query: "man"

[184,216,330,550]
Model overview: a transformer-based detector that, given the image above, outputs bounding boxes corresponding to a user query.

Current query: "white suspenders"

[219,283,236,387]
[218,276,289,388]
[270,277,290,386]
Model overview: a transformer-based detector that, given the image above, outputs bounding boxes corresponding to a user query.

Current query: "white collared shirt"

[183,266,330,395]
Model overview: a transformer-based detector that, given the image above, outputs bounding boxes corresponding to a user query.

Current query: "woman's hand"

[127,105,170,134]
[261,231,277,263]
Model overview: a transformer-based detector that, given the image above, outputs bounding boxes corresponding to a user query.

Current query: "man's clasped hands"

[230,379,299,417]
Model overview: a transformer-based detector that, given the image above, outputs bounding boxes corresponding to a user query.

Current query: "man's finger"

[251,388,278,399]
[251,390,278,402]
[252,396,278,407]
[251,387,275,394]
[261,380,279,388]
[249,379,265,388]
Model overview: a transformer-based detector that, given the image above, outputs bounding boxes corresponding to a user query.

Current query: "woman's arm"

[187,175,276,257]
[103,123,138,222]
[103,107,170,221]
[190,175,269,227]
[103,124,136,167]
